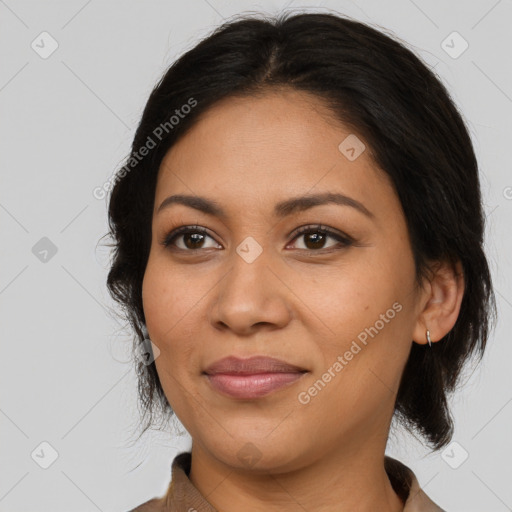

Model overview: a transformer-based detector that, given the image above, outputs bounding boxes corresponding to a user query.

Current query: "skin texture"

[142,88,464,512]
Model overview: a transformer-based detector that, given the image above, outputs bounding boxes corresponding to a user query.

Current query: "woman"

[105,11,497,511]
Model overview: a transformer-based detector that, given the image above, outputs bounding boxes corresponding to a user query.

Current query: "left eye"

[160,225,353,252]
[288,225,353,251]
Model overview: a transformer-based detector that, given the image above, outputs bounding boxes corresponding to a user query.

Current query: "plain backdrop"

[1,1,511,511]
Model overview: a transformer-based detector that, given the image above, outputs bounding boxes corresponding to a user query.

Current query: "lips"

[203,356,308,399]
[204,355,307,375]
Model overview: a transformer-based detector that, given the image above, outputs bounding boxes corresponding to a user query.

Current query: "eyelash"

[159,224,354,253]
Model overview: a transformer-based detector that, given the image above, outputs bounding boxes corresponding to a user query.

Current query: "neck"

[189,433,404,512]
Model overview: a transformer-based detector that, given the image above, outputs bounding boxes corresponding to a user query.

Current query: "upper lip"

[204,356,307,375]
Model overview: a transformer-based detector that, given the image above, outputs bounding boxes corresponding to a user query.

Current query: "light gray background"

[1,1,511,511]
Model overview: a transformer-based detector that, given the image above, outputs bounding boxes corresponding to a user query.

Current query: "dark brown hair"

[103,11,497,450]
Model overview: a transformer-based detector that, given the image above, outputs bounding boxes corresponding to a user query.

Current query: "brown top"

[129,452,446,512]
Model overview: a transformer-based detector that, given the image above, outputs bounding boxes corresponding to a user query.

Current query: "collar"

[131,452,445,511]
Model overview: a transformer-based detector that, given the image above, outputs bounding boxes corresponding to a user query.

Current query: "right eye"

[160,225,222,251]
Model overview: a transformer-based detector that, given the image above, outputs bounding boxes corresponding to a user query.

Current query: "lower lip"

[205,372,306,399]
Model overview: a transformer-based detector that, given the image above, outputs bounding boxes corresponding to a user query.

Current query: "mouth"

[203,356,308,400]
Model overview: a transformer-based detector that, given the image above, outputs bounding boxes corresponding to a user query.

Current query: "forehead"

[155,89,398,222]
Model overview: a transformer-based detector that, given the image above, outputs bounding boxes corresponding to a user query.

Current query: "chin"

[200,432,313,474]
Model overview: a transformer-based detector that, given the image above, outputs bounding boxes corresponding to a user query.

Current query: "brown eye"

[160,226,220,251]
[289,225,353,251]
[302,231,328,250]
[160,224,353,253]
[181,232,207,250]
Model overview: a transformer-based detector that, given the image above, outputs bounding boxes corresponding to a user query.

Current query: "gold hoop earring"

[426,329,432,348]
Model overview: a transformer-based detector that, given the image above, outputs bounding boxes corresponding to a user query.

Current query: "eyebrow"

[157,192,374,219]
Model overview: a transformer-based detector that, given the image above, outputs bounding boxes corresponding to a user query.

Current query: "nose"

[208,244,293,336]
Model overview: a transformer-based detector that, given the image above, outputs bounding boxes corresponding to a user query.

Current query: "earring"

[426,329,432,348]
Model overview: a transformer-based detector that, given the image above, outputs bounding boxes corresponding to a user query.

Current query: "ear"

[412,259,465,346]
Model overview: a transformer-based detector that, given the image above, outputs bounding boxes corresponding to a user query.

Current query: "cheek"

[305,264,399,345]
[308,261,415,396]
[142,256,199,340]
[142,256,206,387]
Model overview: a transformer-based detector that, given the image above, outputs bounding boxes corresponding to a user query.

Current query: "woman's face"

[142,89,427,472]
